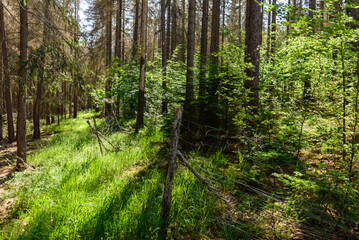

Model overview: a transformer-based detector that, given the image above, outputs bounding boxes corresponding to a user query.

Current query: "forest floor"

[0,112,358,239]
[0,128,58,227]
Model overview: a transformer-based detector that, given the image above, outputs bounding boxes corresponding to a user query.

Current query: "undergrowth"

[0,112,254,239]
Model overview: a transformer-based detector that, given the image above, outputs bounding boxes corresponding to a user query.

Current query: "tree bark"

[166,0,171,59]
[244,0,261,115]
[33,0,50,140]
[0,1,15,143]
[0,45,3,142]
[105,1,113,116]
[122,0,126,62]
[271,0,276,56]
[267,0,271,59]
[170,0,177,56]
[133,0,139,58]
[161,0,168,113]
[185,0,196,118]
[159,107,183,240]
[199,0,209,100]
[180,0,186,62]
[239,0,242,42]
[73,0,79,118]
[115,0,122,62]
[135,0,147,131]
[17,0,28,168]
[208,0,221,127]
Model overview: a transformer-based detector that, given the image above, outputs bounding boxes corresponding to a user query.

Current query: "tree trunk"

[208,0,220,127]
[133,0,139,58]
[105,2,113,116]
[0,1,15,143]
[239,0,242,42]
[33,0,50,140]
[73,0,79,119]
[271,0,276,55]
[171,0,177,55]
[267,0,271,59]
[0,46,3,142]
[135,0,147,131]
[287,0,290,36]
[115,0,122,61]
[181,0,186,62]
[303,0,315,100]
[166,0,171,59]
[161,0,168,113]
[222,0,225,45]
[198,0,209,123]
[244,0,261,115]
[17,0,28,168]
[122,0,126,62]
[185,0,196,118]
[309,0,316,21]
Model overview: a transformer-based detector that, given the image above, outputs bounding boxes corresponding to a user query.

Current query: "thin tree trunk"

[198,0,209,123]
[271,0,276,56]
[287,0,290,36]
[122,0,126,62]
[303,0,315,99]
[73,0,79,118]
[136,0,147,131]
[161,0,168,113]
[267,0,271,59]
[171,0,177,55]
[199,0,209,95]
[0,1,15,143]
[239,0,242,42]
[181,0,186,62]
[105,2,113,116]
[115,0,122,61]
[0,46,3,142]
[208,0,221,127]
[166,0,171,59]
[222,0,225,45]
[133,0,139,58]
[17,0,28,168]
[185,0,196,118]
[244,0,261,115]
[33,0,50,140]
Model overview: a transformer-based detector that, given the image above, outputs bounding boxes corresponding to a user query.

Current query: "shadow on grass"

[79,167,163,239]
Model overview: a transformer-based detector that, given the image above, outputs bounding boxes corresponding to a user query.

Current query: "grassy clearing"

[0,112,252,239]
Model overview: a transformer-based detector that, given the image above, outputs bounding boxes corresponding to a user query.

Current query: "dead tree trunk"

[159,107,183,240]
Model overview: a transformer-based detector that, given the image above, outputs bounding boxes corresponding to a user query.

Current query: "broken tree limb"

[111,109,122,131]
[176,150,217,193]
[91,117,120,151]
[87,120,107,153]
[159,107,183,240]
[164,140,235,206]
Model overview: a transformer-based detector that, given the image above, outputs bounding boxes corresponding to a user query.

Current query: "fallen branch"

[111,110,122,131]
[87,120,107,153]
[91,117,120,151]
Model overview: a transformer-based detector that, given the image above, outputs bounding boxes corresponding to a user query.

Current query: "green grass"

[0,112,251,240]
